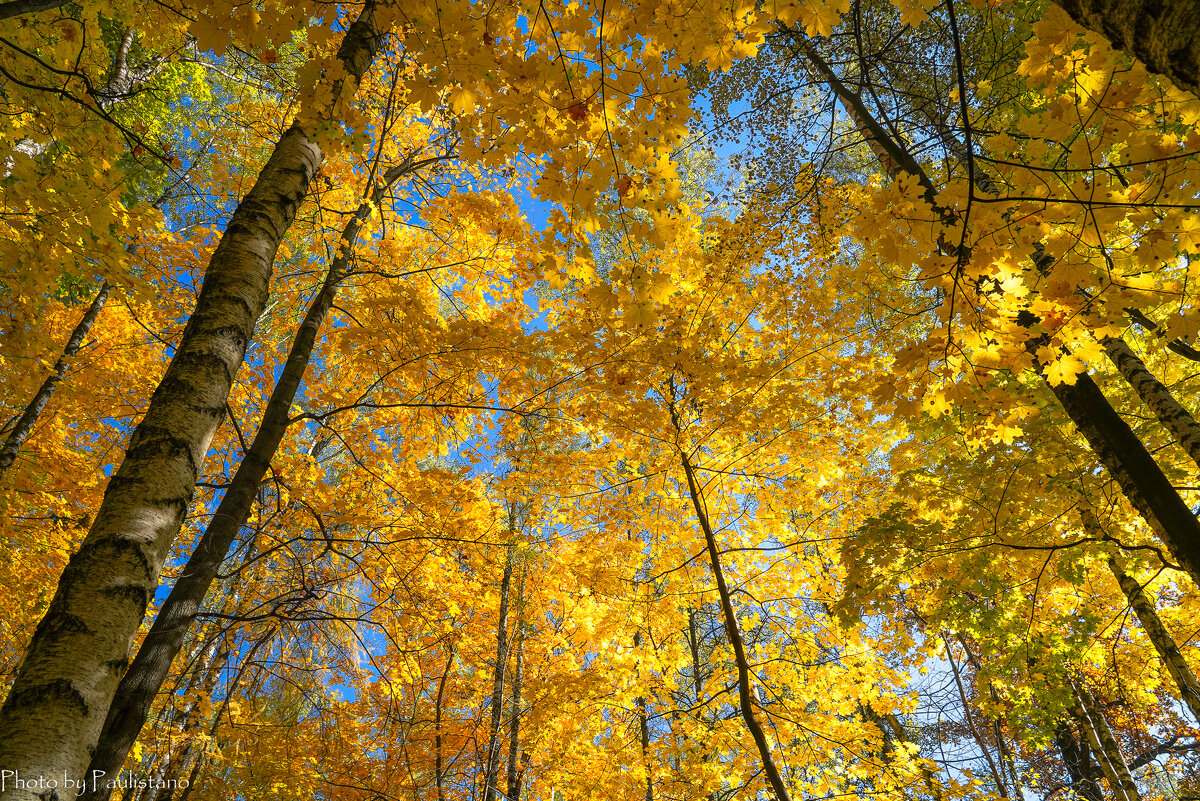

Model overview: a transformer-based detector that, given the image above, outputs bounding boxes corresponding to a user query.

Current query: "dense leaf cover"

[0,0,1199,800]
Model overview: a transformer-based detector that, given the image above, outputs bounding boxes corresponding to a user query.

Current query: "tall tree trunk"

[1051,0,1200,99]
[1048,374,1200,580]
[0,282,112,476]
[506,570,527,801]
[1071,683,1142,801]
[676,433,792,801]
[1108,556,1200,721]
[943,634,1009,798]
[0,6,385,796]
[0,0,68,22]
[435,646,454,801]
[80,155,421,801]
[482,545,514,801]
[788,30,1200,585]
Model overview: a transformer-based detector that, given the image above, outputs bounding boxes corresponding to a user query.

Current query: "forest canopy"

[1,1,1199,800]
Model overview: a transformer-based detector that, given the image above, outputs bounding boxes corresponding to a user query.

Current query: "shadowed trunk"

[482,544,514,801]
[674,412,792,801]
[787,28,1200,585]
[1051,0,1200,98]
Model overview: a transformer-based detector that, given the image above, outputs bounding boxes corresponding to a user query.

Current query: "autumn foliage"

[0,0,1199,800]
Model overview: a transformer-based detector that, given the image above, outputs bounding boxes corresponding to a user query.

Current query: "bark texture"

[1052,0,1200,98]
[0,282,112,476]
[0,5,383,797]
[1051,373,1200,582]
[1102,335,1200,471]
[0,0,68,21]
[1071,683,1142,801]
[1055,722,1105,801]
[81,157,416,801]
[1109,557,1200,721]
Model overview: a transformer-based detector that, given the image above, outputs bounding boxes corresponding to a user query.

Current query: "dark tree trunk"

[0,282,112,476]
[1052,0,1200,98]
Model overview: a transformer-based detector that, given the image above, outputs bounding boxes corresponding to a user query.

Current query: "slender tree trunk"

[788,30,1200,585]
[943,634,1009,798]
[1051,0,1200,98]
[1101,336,1200,471]
[0,6,385,796]
[0,282,112,476]
[80,155,419,801]
[482,545,514,801]
[435,646,454,801]
[1108,557,1200,721]
[1055,722,1105,801]
[1071,683,1142,801]
[506,571,527,801]
[677,437,792,801]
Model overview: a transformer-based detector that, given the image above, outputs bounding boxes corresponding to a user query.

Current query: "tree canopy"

[1,1,1199,801]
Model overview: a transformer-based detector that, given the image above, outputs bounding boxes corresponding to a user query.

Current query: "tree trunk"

[482,545,514,801]
[1051,0,1200,98]
[0,0,68,22]
[788,30,1200,586]
[1049,374,1200,581]
[1109,557,1200,721]
[1101,335,1200,471]
[0,5,384,796]
[506,571,527,801]
[1071,682,1142,801]
[79,155,419,801]
[1055,722,1105,801]
[0,282,112,476]
[678,441,792,801]
[435,647,454,801]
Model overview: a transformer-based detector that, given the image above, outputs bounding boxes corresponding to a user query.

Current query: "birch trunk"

[1071,683,1142,801]
[0,5,384,795]
[1101,336,1200,471]
[1054,722,1104,801]
[1109,557,1200,721]
[80,157,419,801]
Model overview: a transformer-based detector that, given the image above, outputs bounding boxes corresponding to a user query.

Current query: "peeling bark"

[0,4,385,796]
